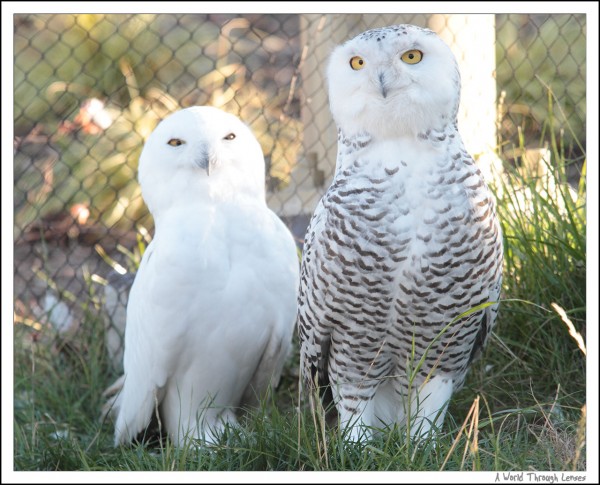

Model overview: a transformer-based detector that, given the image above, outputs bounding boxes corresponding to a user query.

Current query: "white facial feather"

[327,24,460,138]
[138,106,266,216]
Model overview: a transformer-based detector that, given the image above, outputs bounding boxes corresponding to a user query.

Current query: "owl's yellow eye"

[349,56,366,70]
[401,50,423,64]
[167,138,185,147]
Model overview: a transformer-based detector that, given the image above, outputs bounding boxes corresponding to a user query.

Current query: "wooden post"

[429,14,501,182]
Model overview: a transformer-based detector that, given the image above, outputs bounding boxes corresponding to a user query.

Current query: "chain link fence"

[13,13,586,369]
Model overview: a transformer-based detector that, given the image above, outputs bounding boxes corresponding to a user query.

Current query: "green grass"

[13,81,586,472]
[13,134,587,472]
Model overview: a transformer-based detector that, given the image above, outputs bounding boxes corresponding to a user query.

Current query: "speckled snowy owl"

[297,24,503,442]
[107,106,299,447]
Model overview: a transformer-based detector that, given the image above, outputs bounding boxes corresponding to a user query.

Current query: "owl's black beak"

[194,150,213,176]
[378,72,388,99]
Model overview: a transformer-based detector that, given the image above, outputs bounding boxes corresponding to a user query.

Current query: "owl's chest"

[326,157,469,227]
[307,147,500,334]
[319,150,489,277]
[150,203,278,292]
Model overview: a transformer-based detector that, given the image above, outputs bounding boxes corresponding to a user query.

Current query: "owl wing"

[112,234,229,445]
[240,325,292,407]
[240,213,299,406]
[468,272,503,366]
[297,198,335,398]
[111,239,181,445]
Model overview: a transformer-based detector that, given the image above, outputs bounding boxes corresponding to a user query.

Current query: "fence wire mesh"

[13,13,586,370]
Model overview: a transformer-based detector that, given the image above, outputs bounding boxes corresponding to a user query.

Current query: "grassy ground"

[12,135,587,473]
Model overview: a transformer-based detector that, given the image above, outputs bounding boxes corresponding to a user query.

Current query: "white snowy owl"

[298,25,503,442]
[107,106,299,446]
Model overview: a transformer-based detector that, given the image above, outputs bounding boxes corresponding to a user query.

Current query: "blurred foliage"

[13,13,586,236]
[496,14,586,158]
[14,14,302,233]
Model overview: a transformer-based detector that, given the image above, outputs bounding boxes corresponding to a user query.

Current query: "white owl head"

[327,24,461,139]
[138,106,266,215]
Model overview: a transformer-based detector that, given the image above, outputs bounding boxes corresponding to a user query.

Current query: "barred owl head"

[327,24,461,139]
